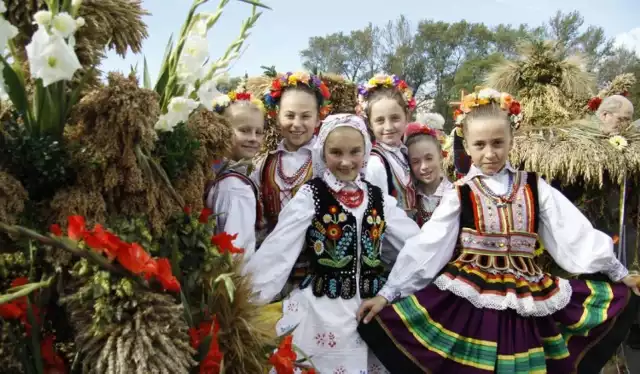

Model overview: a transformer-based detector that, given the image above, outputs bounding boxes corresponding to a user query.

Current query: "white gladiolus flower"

[182,34,209,64]
[71,0,83,7]
[33,10,53,26]
[189,19,208,37]
[27,33,82,87]
[0,61,8,101]
[75,17,85,28]
[0,1,6,13]
[154,114,175,132]
[197,80,223,111]
[51,12,77,38]
[167,96,199,125]
[0,16,18,51]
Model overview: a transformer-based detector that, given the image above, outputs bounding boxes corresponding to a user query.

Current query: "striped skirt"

[358,260,638,374]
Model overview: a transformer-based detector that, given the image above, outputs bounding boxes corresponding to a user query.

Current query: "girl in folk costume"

[361,74,418,216]
[204,88,266,257]
[252,72,331,295]
[243,114,421,373]
[405,113,454,227]
[357,88,640,374]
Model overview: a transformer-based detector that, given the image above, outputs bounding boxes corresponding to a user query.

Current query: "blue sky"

[100,0,640,82]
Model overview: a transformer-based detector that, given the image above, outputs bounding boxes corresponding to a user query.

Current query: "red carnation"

[587,96,602,111]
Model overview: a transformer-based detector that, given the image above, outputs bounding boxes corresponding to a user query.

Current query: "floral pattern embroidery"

[362,208,385,268]
[310,205,355,268]
[334,367,347,374]
[314,332,337,348]
[286,301,299,313]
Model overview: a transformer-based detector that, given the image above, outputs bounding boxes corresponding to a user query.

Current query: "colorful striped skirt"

[358,261,638,374]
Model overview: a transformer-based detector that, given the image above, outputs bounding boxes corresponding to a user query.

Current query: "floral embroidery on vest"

[300,178,387,299]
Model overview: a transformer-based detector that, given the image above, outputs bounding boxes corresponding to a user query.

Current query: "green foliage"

[0,120,75,201]
[154,122,200,182]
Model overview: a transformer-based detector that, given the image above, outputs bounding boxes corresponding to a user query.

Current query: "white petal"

[0,1,6,13]
[33,10,52,26]
[36,36,82,86]
[51,12,77,38]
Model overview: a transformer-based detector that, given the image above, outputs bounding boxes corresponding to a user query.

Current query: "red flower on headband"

[236,92,251,100]
[588,96,602,111]
[453,109,464,120]
[405,122,438,139]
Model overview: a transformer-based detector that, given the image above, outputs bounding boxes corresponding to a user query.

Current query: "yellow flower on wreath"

[608,135,628,151]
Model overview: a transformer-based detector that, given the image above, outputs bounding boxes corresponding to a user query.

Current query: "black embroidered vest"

[299,178,387,299]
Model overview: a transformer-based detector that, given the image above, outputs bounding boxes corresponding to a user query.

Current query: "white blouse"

[245,172,421,303]
[206,171,257,258]
[378,164,629,302]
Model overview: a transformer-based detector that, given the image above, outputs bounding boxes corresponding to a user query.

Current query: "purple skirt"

[358,268,637,374]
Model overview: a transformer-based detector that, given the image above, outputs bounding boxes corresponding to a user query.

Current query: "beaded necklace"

[276,153,312,187]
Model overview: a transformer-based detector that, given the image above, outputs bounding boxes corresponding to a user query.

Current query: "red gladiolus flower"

[509,101,521,116]
[0,302,23,319]
[184,206,192,215]
[49,224,62,237]
[84,224,124,261]
[41,335,66,374]
[189,317,223,374]
[67,215,86,240]
[155,258,181,292]
[211,232,244,254]
[117,243,158,276]
[269,335,297,374]
[199,208,213,223]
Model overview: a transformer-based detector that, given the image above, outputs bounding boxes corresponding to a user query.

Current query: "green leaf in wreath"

[213,272,235,302]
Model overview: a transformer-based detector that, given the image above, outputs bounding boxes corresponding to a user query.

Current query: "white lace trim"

[433,274,572,317]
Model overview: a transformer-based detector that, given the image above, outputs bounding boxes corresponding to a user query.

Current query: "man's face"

[600,99,634,134]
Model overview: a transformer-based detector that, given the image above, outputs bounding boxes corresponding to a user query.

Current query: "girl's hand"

[357,295,389,324]
[622,274,640,296]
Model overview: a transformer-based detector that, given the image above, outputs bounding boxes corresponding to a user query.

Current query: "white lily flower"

[0,1,6,13]
[28,33,82,87]
[197,80,224,111]
[33,10,53,26]
[167,96,199,125]
[51,12,77,38]
[0,16,18,52]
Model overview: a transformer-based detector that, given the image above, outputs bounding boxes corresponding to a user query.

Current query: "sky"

[100,0,640,82]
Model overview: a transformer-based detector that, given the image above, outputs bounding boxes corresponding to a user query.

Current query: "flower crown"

[263,72,331,119]
[357,74,416,117]
[212,89,265,114]
[453,88,522,135]
[404,122,449,157]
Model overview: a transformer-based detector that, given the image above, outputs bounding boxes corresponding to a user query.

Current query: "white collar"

[418,177,453,198]
[270,137,316,155]
[462,162,516,183]
[323,170,366,192]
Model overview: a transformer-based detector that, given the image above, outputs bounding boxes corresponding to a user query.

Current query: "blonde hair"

[461,103,511,136]
[364,87,409,119]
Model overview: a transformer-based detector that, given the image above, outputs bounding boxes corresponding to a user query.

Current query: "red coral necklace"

[331,189,364,208]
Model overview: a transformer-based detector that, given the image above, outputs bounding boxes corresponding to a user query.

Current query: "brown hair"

[461,103,511,137]
[364,87,409,120]
[278,85,323,114]
[406,133,442,154]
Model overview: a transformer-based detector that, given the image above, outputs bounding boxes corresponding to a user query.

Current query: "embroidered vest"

[370,146,415,214]
[203,169,262,230]
[456,171,543,276]
[299,178,387,299]
[260,153,313,231]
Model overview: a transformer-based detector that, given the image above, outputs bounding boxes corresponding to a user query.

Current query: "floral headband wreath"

[263,71,332,119]
[356,74,417,117]
[452,88,522,136]
[212,78,265,115]
[404,122,449,158]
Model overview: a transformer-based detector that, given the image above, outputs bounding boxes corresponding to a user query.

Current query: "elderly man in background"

[596,94,634,134]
